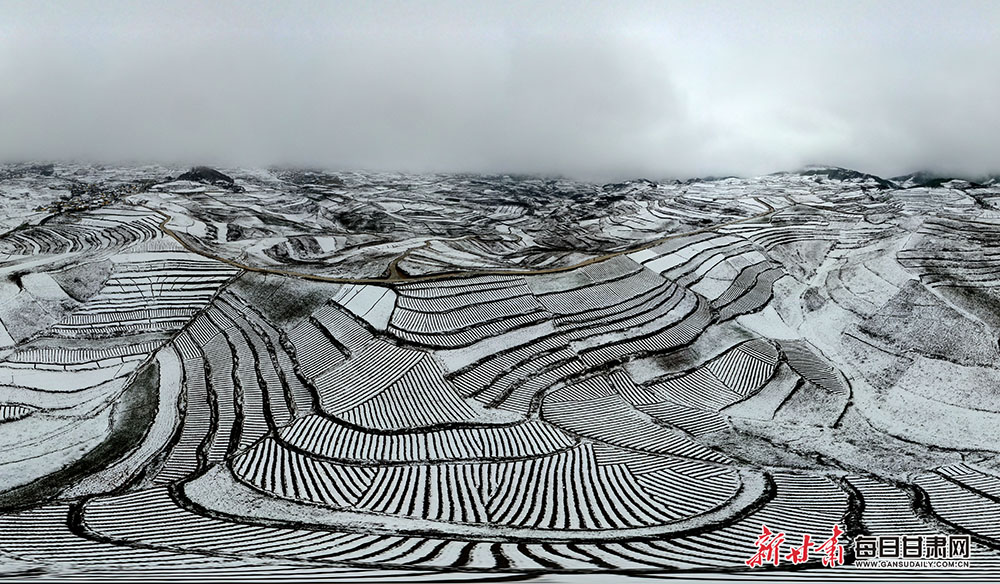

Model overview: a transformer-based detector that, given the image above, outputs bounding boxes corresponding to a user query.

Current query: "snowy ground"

[1,163,1000,581]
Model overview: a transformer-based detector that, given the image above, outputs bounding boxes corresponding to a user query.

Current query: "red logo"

[746,524,845,568]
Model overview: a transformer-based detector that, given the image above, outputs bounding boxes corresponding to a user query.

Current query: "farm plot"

[0,209,161,257]
[51,249,240,337]
[389,276,550,348]
[232,439,743,530]
[148,293,303,480]
[6,168,1000,579]
[898,216,1000,289]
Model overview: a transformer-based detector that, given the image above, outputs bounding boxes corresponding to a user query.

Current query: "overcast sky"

[1,0,998,179]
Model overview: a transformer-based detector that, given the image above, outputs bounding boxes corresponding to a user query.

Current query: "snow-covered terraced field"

[3,163,1000,580]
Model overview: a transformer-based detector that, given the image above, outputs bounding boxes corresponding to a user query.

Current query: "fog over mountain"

[1,0,998,179]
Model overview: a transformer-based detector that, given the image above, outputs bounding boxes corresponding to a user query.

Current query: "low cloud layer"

[1,0,999,179]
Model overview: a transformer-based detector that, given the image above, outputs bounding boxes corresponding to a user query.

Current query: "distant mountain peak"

[173,166,245,192]
[796,165,897,189]
[890,170,997,189]
[177,166,235,186]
